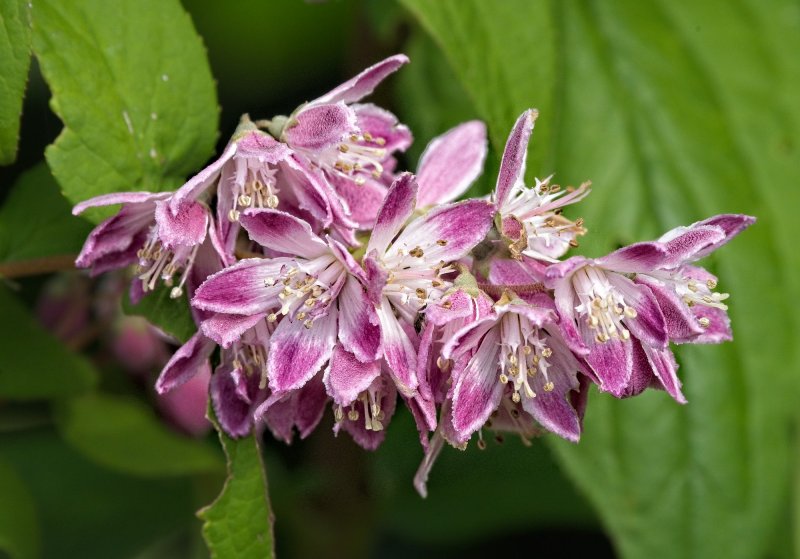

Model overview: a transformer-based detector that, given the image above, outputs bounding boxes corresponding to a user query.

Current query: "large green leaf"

[0,164,91,265]
[30,0,219,222]
[199,413,274,559]
[55,393,223,477]
[0,428,202,559]
[402,1,799,557]
[0,0,31,165]
[0,458,39,559]
[0,284,97,399]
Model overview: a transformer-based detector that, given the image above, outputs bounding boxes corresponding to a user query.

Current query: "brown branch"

[0,254,77,279]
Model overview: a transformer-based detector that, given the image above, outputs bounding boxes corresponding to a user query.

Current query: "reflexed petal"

[337,276,381,362]
[72,191,167,215]
[240,209,329,259]
[338,376,397,451]
[551,278,588,354]
[690,306,732,344]
[295,374,328,439]
[192,257,289,315]
[635,276,704,342]
[606,273,668,348]
[451,327,503,442]
[171,142,237,206]
[521,345,581,442]
[236,131,293,163]
[353,103,412,153]
[417,121,488,207]
[597,241,670,273]
[155,332,216,394]
[495,109,536,208]
[585,337,632,397]
[378,299,419,396]
[489,257,546,286]
[393,199,495,262]
[692,214,756,260]
[311,54,409,106]
[333,176,387,228]
[259,395,296,444]
[363,253,388,305]
[367,172,418,256]
[268,310,336,392]
[201,312,266,348]
[642,343,686,403]
[210,363,263,438]
[154,199,208,249]
[324,346,380,406]
[658,224,726,267]
[286,102,357,151]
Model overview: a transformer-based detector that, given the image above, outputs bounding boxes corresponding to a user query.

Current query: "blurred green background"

[1,1,798,558]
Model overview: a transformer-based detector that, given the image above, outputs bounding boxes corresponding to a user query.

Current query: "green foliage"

[55,394,222,477]
[0,429,203,559]
[122,285,197,344]
[0,164,91,263]
[0,285,97,399]
[30,0,219,223]
[199,410,274,559]
[0,0,32,165]
[0,458,39,559]
[402,1,800,558]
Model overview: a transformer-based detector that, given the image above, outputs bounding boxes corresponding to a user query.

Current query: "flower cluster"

[73,55,754,495]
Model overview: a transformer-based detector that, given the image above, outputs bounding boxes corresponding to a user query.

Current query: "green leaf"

[403,1,799,557]
[0,284,97,399]
[0,0,32,165]
[0,458,40,559]
[30,0,219,222]
[0,164,91,264]
[122,284,197,344]
[55,393,223,477]
[199,411,274,559]
[0,428,203,559]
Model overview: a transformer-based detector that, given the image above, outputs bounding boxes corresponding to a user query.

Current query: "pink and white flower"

[494,110,590,262]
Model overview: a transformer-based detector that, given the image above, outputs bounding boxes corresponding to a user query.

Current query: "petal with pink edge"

[417,121,488,207]
[642,343,686,403]
[311,54,409,106]
[337,276,381,362]
[635,276,703,342]
[200,312,266,348]
[155,332,216,394]
[393,198,495,262]
[367,172,418,256]
[268,310,336,393]
[323,346,380,406]
[72,191,167,215]
[154,199,208,249]
[192,257,289,315]
[240,209,329,260]
[585,337,632,397]
[286,102,357,151]
[378,299,419,397]
[495,109,536,208]
[451,327,503,443]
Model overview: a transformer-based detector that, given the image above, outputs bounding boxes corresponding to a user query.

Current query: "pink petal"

[642,343,686,403]
[394,198,495,262]
[416,121,487,207]
[585,337,632,397]
[323,346,380,406]
[295,374,329,439]
[338,375,397,450]
[155,332,216,394]
[690,306,732,344]
[353,103,413,153]
[154,199,208,249]
[337,276,381,362]
[268,311,336,392]
[597,242,670,273]
[240,209,329,259]
[192,257,289,315]
[495,109,536,208]
[378,299,419,396]
[72,191,167,216]
[201,312,266,348]
[658,224,726,267]
[311,54,409,106]
[158,360,212,437]
[367,172,418,257]
[692,214,755,260]
[635,276,704,343]
[170,142,237,206]
[333,176,388,229]
[210,363,263,438]
[451,327,503,442]
[607,274,668,348]
[286,102,357,151]
[236,131,293,163]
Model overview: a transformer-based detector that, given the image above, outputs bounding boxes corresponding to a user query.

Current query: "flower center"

[497,313,555,402]
[330,133,387,185]
[228,169,279,222]
[572,266,636,343]
[263,256,341,329]
[334,387,386,432]
[232,341,269,390]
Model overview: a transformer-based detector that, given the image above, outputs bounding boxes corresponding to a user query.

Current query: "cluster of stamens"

[228,173,279,222]
[136,228,198,299]
[498,314,555,402]
[263,258,341,329]
[334,388,386,432]
[670,273,728,328]
[231,342,269,390]
[330,132,387,185]
[572,267,637,343]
